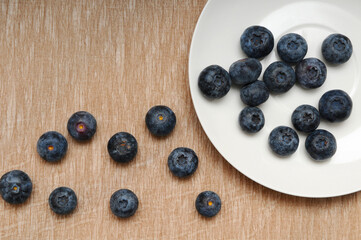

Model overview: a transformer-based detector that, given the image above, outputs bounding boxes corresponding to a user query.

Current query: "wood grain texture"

[0,0,361,239]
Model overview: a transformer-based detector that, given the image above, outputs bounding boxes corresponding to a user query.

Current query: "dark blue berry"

[0,170,32,204]
[240,80,269,106]
[291,105,320,133]
[239,107,265,133]
[269,126,299,156]
[322,34,353,64]
[49,187,77,215]
[277,33,308,64]
[37,131,68,162]
[305,129,337,160]
[263,61,296,93]
[229,58,262,86]
[145,105,176,137]
[108,132,138,163]
[168,147,198,178]
[110,189,138,218]
[241,26,274,59]
[198,65,231,99]
[296,58,327,89]
[67,111,97,141]
[195,191,221,217]
[319,90,352,122]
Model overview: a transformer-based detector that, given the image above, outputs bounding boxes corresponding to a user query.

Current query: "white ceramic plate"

[189,0,361,197]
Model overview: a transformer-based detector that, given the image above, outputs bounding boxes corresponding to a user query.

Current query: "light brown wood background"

[1,0,361,239]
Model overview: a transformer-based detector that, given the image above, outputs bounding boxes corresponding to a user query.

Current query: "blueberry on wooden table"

[0,170,32,204]
[110,189,138,218]
[37,131,68,162]
[145,105,176,137]
[295,58,327,89]
[269,126,299,156]
[263,61,296,93]
[229,58,262,86]
[198,65,231,99]
[318,90,352,122]
[49,187,77,215]
[195,191,221,217]
[107,132,138,163]
[241,25,274,59]
[67,111,97,141]
[240,80,269,107]
[168,147,198,178]
[277,33,308,64]
[305,129,337,160]
[238,107,265,133]
[322,34,353,64]
[291,105,320,133]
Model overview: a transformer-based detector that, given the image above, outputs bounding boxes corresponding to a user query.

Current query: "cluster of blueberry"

[0,107,221,218]
[198,25,353,160]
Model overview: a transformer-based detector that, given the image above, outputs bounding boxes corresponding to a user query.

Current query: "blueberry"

[263,61,296,93]
[240,25,274,59]
[240,80,269,106]
[110,189,138,218]
[305,129,337,160]
[229,58,262,86]
[49,187,77,215]
[67,111,97,141]
[318,89,352,122]
[198,65,231,99]
[322,34,353,64]
[195,191,221,217]
[37,131,68,162]
[295,58,327,89]
[269,126,299,156]
[239,107,265,133]
[107,132,138,163]
[168,147,198,178]
[145,105,176,137]
[291,105,320,133]
[0,170,32,204]
[277,33,308,64]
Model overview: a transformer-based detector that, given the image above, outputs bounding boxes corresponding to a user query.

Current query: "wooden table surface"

[1,0,361,239]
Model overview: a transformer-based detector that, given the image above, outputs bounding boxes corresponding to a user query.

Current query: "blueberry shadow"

[109,206,139,221]
[166,167,198,183]
[51,205,79,219]
[3,196,33,209]
[108,155,137,169]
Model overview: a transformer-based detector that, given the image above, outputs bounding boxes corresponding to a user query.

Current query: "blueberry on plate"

[108,132,138,163]
[198,65,231,99]
[229,58,262,86]
[37,131,68,162]
[239,107,265,133]
[322,34,353,64]
[240,80,269,106]
[49,187,77,215]
[319,89,352,122]
[168,147,198,178]
[67,111,97,141]
[277,33,308,64]
[145,105,176,137]
[241,25,274,59]
[295,58,327,89]
[110,189,138,218]
[269,126,299,156]
[195,191,221,217]
[263,61,296,93]
[0,170,32,204]
[305,129,337,160]
[291,105,320,133]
